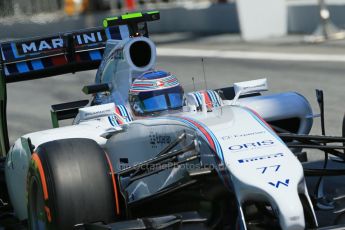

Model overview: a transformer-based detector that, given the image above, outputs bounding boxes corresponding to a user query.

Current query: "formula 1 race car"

[1,11,345,230]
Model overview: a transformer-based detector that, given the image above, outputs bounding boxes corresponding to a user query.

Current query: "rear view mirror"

[232,78,268,105]
[234,78,268,95]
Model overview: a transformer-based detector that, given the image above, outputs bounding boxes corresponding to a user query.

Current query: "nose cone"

[218,107,307,230]
[275,190,305,230]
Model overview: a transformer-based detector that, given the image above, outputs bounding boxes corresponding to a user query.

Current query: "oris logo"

[229,140,275,151]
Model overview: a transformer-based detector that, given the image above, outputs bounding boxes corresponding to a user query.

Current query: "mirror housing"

[232,78,268,105]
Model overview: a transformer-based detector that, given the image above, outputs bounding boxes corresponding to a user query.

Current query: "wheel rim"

[29,177,47,230]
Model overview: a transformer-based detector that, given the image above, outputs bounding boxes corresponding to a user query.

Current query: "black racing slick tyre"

[27,138,120,230]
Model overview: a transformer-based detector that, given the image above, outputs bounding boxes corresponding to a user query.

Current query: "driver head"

[129,70,184,117]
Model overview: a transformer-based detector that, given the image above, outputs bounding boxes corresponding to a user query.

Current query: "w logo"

[269,179,290,188]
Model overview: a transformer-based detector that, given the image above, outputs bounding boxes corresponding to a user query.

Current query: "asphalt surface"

[2,18,345,228]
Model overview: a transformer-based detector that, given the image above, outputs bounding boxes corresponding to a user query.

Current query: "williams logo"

[269,179,290,188]
[229,140,275,152]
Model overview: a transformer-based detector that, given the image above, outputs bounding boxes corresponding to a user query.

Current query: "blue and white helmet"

[129,70,184,116]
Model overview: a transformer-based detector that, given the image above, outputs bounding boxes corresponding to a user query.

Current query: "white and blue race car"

[0,11,345,230]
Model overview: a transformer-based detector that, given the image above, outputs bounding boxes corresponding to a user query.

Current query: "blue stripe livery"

[89,50,102,60]
[16,62,29,73]
[31,59,44,70]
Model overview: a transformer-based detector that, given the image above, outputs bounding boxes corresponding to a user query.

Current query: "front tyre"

[27,138,119,230]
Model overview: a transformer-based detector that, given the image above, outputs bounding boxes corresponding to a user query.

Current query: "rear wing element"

[0,11,160,157]
[0,11,160,83]
[0,26,127,83]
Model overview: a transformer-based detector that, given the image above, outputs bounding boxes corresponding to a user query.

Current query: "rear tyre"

[27,138,117,230]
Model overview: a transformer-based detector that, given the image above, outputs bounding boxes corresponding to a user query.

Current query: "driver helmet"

[129,70,184,116]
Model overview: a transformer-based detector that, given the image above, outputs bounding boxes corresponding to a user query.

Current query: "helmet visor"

[131,86,184,115]
[142,93,183,112]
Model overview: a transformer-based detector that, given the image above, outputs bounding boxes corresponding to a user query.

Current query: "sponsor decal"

[74,31,105,46]
[238,152,284,164]
[242,83,266,91]
[257,165,281,174]
[84,109,112,117]
[149,131,171,149]
[19,37,63,54]
[221,131,266,141]
[229,140,275,151]
[269,179,290,188]
[16,30,106,55]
